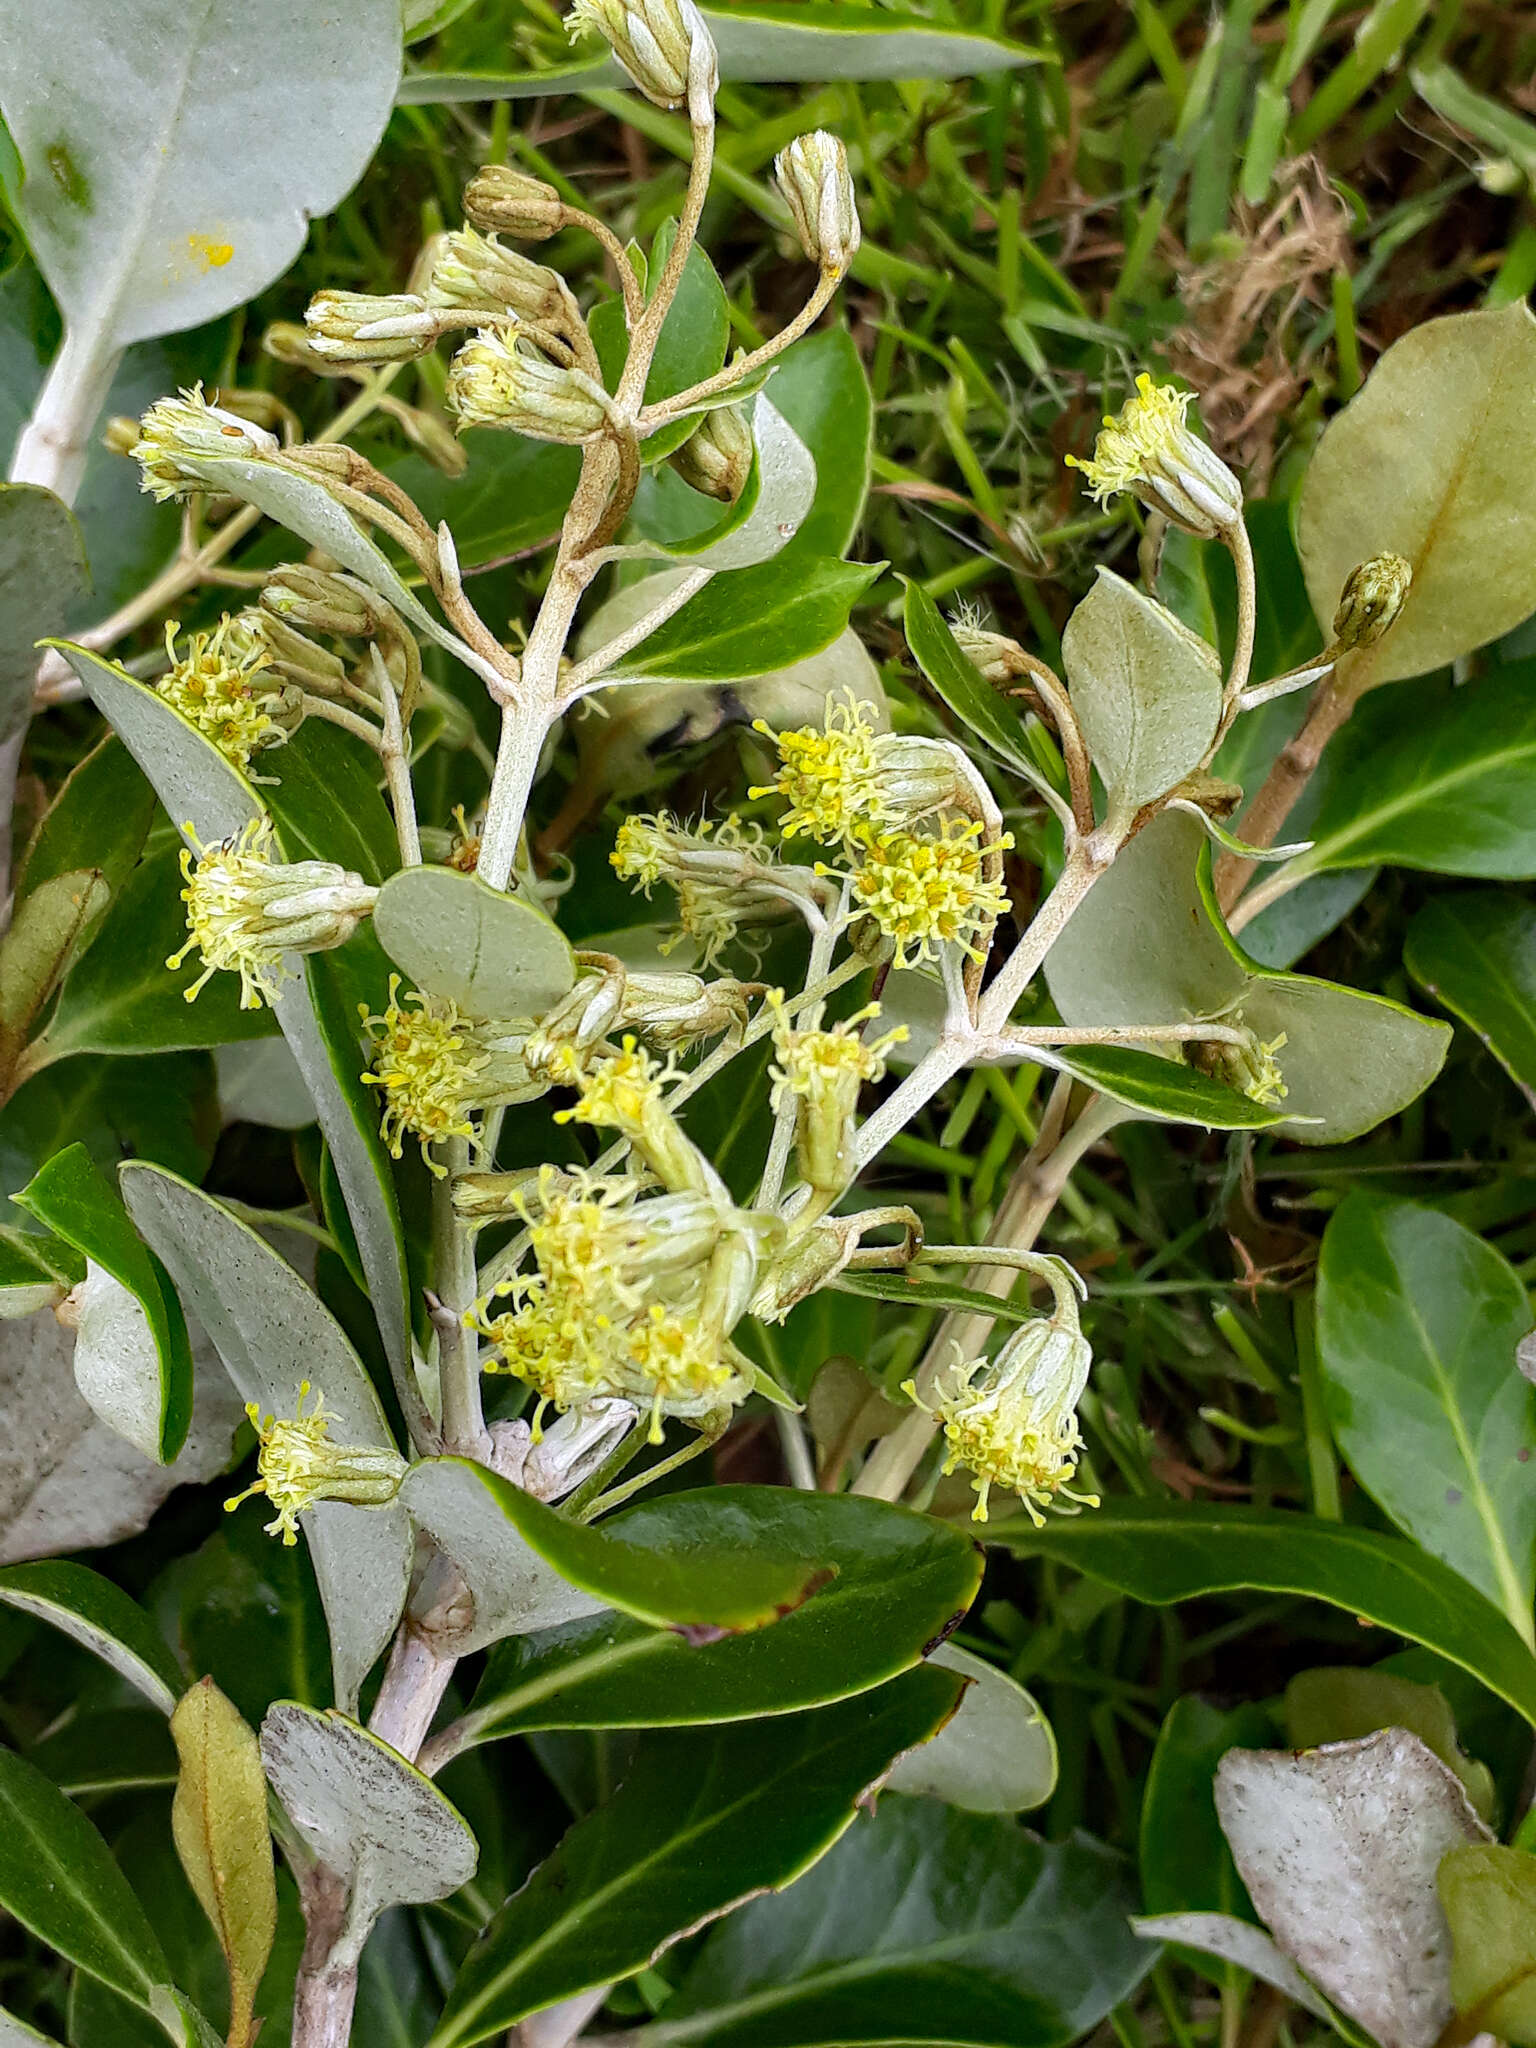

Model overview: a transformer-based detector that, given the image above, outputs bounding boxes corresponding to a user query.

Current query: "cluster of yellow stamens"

[1192,1021,1290,1108]
[167,818,291,1009]
[771,1002,907,1200]
[749,691,886,845]
[360,975,488,1169]
[1066,375,1193,505]
[224,1382,405,1546]
[611,811,792,967]
[156,619,288,772]
[829,817,1013,969]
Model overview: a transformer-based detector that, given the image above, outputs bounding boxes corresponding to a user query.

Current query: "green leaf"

[885,1643,1056,1814]
[120,1162,412,1715]
[993,1501,1536,1729]
[66,645,410,1370]
[1284,1666,1495,1820]
[0,1746,173,2020]
[0,484,87,741]
[405,1465,840,1633]
[170,1513,331,1728]
[0,1560,182,1714]
[29,1710,178,1797]
[1043,1045,1290,1129]
[618,397,818,580]
[1128,1914,1334,2023]
[12,735,156,931]
[373,865,576,1022]
[766,329,873,560]
[455,1490,982,1748]
[593,227,729,464]
[604,558,882,683]
[169,1680,277,2048]
[636,1797,1149,2048]
[1045,811,1449,1143]
[0,1051,218,1208]
[902,579,1038,777]
[256,718,400,887]
[0,1223,81,1316]
[1141,1696,1270,1924]
[0,870,110,1078]
[1405,891,1536,1098]
[260,1703,477,1939]
[1317,1193,1536,1640]
[401,4,1040,100]
[15,1145,191,1462]
[1295,300,1536,683]
[1439,1843,1536,2045]
[0,2005,64,2045]
[0,0,399,352]
[1060,568,1223,812]
[382,436,578,573]
[1411,64,1536,192]
[428,1672,964,2048]
[1286,663,1536,881]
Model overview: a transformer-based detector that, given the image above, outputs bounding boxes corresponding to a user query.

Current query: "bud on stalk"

[669,403,754,502]
[566,0,717,109]
[463,165,566,240]
[1331,552,1412,651]
[774,132,861,276]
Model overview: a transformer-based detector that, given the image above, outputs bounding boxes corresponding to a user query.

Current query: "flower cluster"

[906,1272,1097,1524]
[612,811,814,965]
[168,817,374,1010]
[225,1382,406,1546]
[156,619,294,772]
[1191,1019,1290,1108]
[132,386,279,501]
[447,329,613,442]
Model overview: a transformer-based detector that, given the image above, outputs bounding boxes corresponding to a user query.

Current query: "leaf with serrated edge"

[1215,1731,1489,2048]
[121,1163,411,1714]
[0,1560,182,1713]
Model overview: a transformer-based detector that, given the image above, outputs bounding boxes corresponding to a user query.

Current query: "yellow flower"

[907,1302,1097,1525]
[750,690,885,845]
[224,1382,405,1545]
[360,976,487,1169]
[1065,373,1241,539]
[625,1304,739,1442]
[612,811,804,967]
[157,619,289,771]
[770,1001,907,1198]
[1191,1020,1289,1107]
[832,817,1012,969]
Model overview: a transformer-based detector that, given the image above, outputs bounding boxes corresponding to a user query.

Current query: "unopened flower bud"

[304,290,439,364]
[1331,552,1412,652]
[262,564,390,641]
[669,403,754,503]
[102,415,141,458]
[262,321,350,376]
[949,610,1029,685]
[620,969,752,1049]
[169,818,377,1011]
[132,387,280,502]
[774,132,861,275]
[231,607,349,694]
[451,1166,559,1221]
[424,229,571,327]
[447,330,613,442]
[567,0,717,109]
[1066,373,1242,539]
[463,164,567,240]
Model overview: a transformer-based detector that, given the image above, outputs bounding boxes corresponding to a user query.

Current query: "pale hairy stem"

[558,567,714,703]
[371,646,422,867]
[569,206,646,327]
[616,83,717,415]
[850,1093,1126,1504]
[434,1134,491,1459]
[641,267,840,428]
[298,697,384,750]
[1223,855,1309,933]
[1223,515,1258,715]
[981,1020,1249,1055]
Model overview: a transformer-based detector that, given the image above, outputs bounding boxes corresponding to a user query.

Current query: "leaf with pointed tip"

[428,1673,963,2048]
[0,1560,182,1713]
[120,1163,411,1714]
[1130,1914,1332,2022]
[902,578,1040,778]
[1405,891,1536,1098]
[601,557,883,684]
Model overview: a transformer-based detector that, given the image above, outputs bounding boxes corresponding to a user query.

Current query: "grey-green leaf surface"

[624,397,817,578]
[65,645,410,1368]
[0,2008,64,2046]
[1317,1193,1536,1641]
[994,1502,1536,1729]
[260,1703,477,1950]
[0,1747,173,2020]
[120,1163,412,1714]
[0,1559,182,1713]
[428,1672,964,2048]
[0,0,400,351]
[1284,662,1536,881]
[400,4,1039,101]
[1130,1914,1333,2023]
[0,485,87,741]
[373,866,575,1023]
[1295,300,1536,683]
[636,1797,1150,2048]
[885,1644,1056,1813]
[1060,569,1223,811]
[456,1491,983,1750]
[1140,1695,1271,1928]
[1405,892,1536,1100]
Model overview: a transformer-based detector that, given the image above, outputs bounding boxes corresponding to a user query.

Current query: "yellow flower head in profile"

[360,975,488,1170]
[906,1282,1097,1525]
[224,1381,405,1545]
[770,1000,907,1198]
[833,817,1013,969]
[157,618,288,772]
[1065,373,1241,539]
[750,690,886,846]
[612,811,802,967]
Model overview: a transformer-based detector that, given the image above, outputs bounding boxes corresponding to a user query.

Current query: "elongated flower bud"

[611,810,819,966]
[1331,552,1412,651]
[669,403,754,503]
[1066,374,1242,538]
[132,386,279,501]
[949,610,1029,685]
[463,164,566,240]
[424,229,571,326]
[447,329,613,442]
[303,290,439,364]
[774,132,861,275]
[567,0,717,108]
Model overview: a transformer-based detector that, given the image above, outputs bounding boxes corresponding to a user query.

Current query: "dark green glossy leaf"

[28,1710,178,1797]
[605,558,882,682]
[593,229,729,464]
[1140,1696,1269,1968]
[15,1140,195,1460]
[429,1672,964,2048]
[768,328,873,560]
[639,1798,1150,2048]
[0,869,109,1071]
[0,1222,80,1310]
[994,1502,1536,1728]
[1405,891,1536,1097]
[0,1560,182,1714]
[0,1051,217,1210]
[13,735,156,929]
[1047,1045,1288,1128]
[0,1747,172,2019]
[0,483,87,742]
[167,1514,331,1726]
[1317,1193,1536,1636]
[456,1490,982,1747]
[258,718,400,887]
[381,436,580,573]
[902,578,1037,775]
